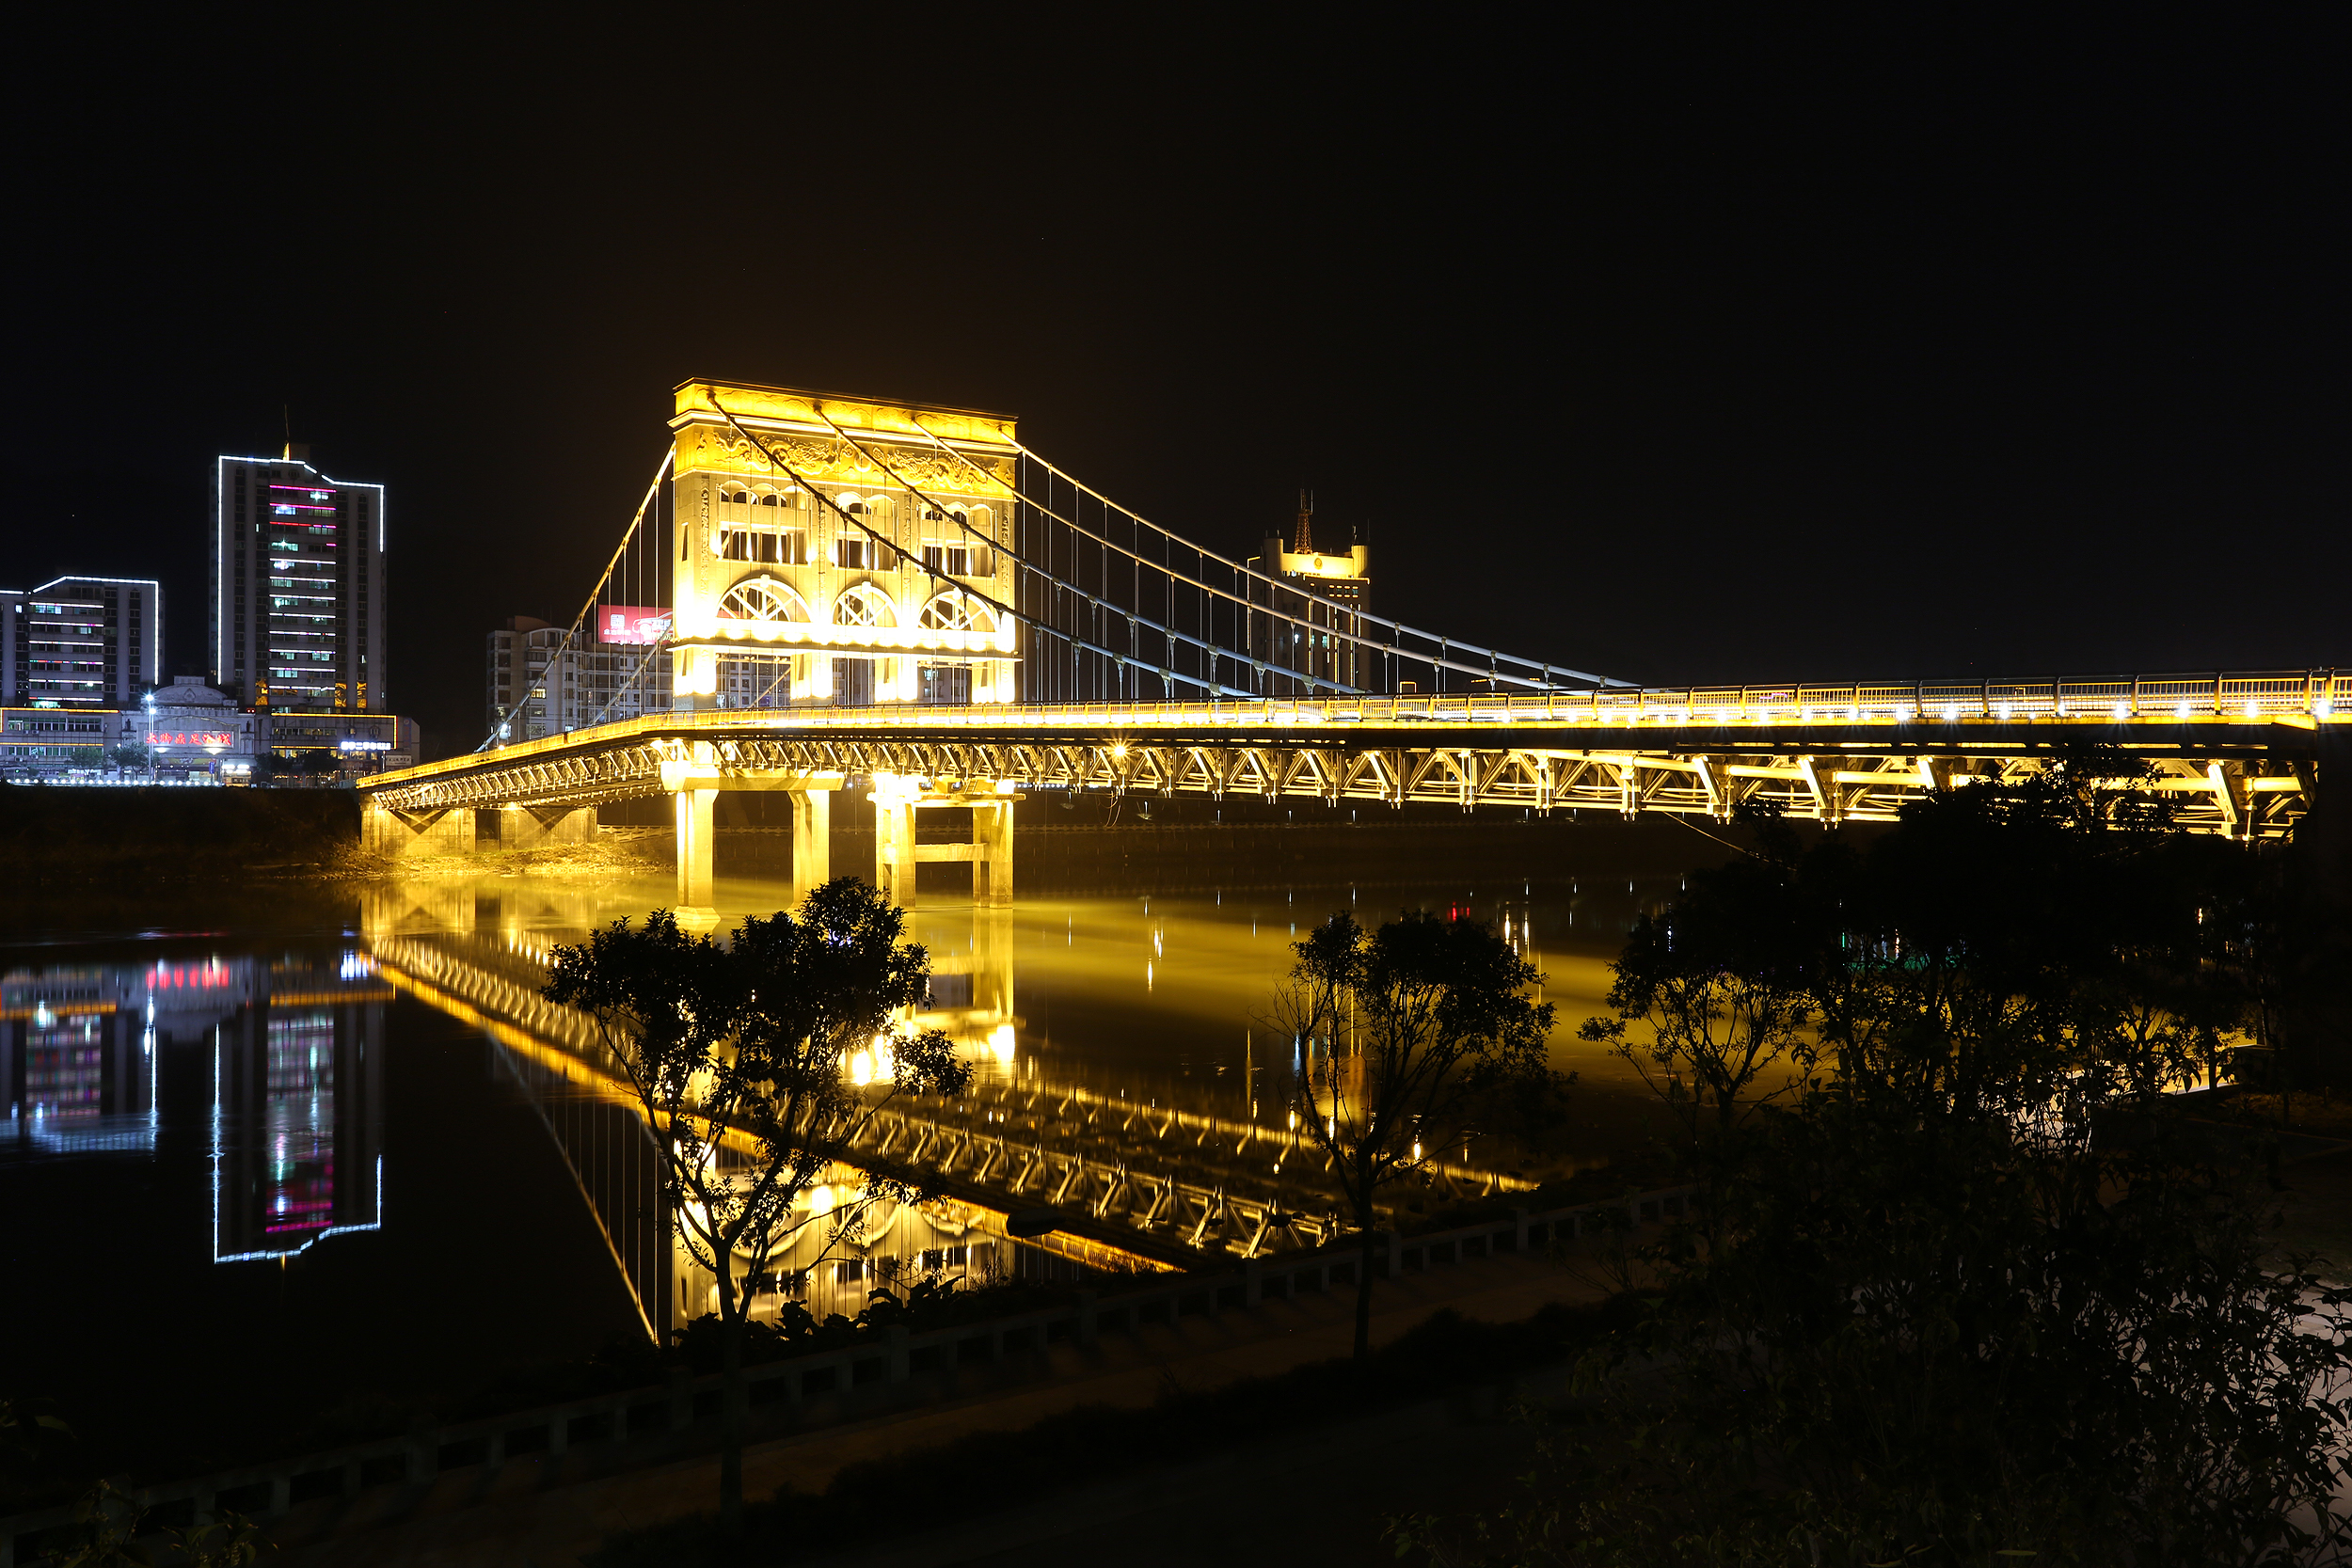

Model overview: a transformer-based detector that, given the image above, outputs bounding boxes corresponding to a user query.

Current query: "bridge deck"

[360,673,2341,838]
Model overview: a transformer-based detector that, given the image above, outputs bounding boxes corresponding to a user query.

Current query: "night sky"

[4,9,2344,758]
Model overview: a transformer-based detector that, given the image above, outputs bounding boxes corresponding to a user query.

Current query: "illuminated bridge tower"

[661,381,1025,916]
[666,380,1021,714]
[1248,490,1371,694]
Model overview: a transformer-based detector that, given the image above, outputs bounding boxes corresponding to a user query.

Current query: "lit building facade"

[109,676,262,780]
[1247,492,1371,693]
[212,446,388,713]
[252,710,419,777]
[487,614,675,744]
[667,382,1020,710]
[0,708,111,774]
[1,577,160,708]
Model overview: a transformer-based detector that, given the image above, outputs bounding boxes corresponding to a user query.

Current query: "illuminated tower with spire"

[1247,489,1371,693]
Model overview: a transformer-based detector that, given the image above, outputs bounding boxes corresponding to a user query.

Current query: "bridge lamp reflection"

[809,1184,834,1216]
[989,1024,1016,1065]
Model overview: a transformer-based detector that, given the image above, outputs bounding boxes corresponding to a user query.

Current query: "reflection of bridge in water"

[359,880,1535,1337]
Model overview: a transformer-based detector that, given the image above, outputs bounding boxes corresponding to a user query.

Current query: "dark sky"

[4,8,2344,757]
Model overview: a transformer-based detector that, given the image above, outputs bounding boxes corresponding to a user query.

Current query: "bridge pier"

[790,788,831,905]
[870,774,1020,909]
[497,804,597,849]
[674,787,718,920]
[653,755,850,923]
[361,800,475,859]
[872,777,919,908]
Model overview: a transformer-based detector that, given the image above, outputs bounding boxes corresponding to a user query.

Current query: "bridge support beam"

[675,787,717,919]
[498,804,597,849]
[873,778,919,909]
[974,798,1014,907]
[790,787,831,904]
[362,801,475,859]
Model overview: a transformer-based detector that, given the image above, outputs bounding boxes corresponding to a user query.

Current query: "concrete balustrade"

[0,1186,1692,1567]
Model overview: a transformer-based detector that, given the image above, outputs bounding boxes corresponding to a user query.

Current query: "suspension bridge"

[358,380,2341,914]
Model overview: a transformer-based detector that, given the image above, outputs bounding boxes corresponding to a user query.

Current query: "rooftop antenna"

[1291,487,1314,555]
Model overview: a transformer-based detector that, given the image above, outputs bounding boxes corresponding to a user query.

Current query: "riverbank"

[0,784,361,885]
[0,781,1767,899]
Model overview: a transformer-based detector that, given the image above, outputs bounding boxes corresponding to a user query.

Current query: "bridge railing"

[579,667,2345,731]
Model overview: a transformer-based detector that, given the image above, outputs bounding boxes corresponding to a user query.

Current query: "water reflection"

[212,956,389,1262]
[2,953,389,1263]
[5,958,262,1160]
[354,859,1691,1338]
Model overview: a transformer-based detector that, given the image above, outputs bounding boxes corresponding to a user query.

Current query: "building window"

[833,585,895,628]
[716,578,812,623]
[835,536,894,571]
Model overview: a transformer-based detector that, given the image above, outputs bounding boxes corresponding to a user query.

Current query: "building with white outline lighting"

[1,576,161,708]
[212,444,388,713]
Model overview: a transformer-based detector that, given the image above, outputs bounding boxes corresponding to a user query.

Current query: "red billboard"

[597,606,672,645]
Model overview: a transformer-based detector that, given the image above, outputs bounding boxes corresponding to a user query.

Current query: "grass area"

[583,1297,1634,1567]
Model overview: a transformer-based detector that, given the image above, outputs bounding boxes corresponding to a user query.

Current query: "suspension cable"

[909,418,1598,692]
[479,448,675,751]
[1005,436,1623,689]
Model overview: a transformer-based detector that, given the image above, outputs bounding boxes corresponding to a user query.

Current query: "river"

[0,812,1721,1479]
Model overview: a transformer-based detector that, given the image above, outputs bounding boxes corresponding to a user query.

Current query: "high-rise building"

[2,576,161,708]
[485,614,674,745]
[213,445,388,712]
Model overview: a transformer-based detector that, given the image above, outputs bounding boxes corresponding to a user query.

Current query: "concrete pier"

[361,801,476,858]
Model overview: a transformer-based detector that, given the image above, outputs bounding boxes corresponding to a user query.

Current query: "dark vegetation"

[1270,908,1565,1356]
[583,1298,1636,1568]
[0,784,358,884]
[544,879,973,1527]
[1399,748,2352,1566]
